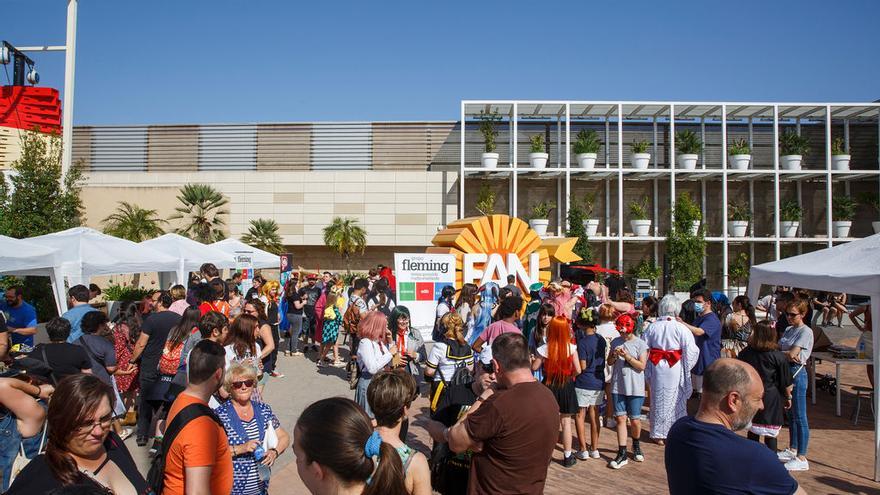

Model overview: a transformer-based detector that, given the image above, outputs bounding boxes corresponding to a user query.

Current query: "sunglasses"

[786,312,802,318]
[232,379,255,389]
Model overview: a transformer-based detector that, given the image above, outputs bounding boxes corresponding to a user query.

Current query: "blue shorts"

[612,394,645,418]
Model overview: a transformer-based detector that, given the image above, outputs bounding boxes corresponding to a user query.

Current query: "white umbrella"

[141,233,234,286]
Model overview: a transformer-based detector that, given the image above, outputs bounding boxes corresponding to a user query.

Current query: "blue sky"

[3,0,879,124]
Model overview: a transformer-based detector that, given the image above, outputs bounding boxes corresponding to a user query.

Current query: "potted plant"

[728,138,751,170]
[104,284,153,321]
[478,110,500,168]
[728,201,751,237]
[676,130,702,170]
[631,258,662,290]
[675,193,702,235]
[475,184,496,216]
[630,140,651,169]
[831,137,850,171]
[573,129,601,169]
[580,192,599,236]
[779,131,810,171]
[780,199,802,237]
[832,195,857,238]
[526,201,555,236]
[629,196,652,236]
[529,134,549,169]
[727,252,750,299]
[858,192,880,234]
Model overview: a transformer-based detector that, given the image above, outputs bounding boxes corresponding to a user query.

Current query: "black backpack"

[146,402,223,494]
[430,340,475,415]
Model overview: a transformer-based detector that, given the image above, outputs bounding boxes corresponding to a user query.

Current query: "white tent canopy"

[25,227,180,312]
[209,238,279,269]
[140,234,235,286]
[747,233,880,481]
[0,236,66,314]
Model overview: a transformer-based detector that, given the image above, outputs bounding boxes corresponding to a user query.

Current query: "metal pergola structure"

[459,100,880,291]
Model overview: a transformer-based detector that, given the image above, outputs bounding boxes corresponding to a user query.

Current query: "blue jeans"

[612,394,645,418]
[789,364,809,456]
[0,412,42,491]
[286,314,304,353]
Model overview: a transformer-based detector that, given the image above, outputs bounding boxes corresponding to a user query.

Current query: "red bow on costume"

[649,348,683,367]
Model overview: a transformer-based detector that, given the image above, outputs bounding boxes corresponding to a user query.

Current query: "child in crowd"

[607,314,648,469]
[574,307,605,461]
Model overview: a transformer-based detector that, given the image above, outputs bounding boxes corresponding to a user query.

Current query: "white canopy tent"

[140,234,235,286]
[0,236,66,314]
[26,227,180,312]
[747,233,880,481]
[209,238,279,269]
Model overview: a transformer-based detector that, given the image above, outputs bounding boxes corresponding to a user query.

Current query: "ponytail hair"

[733,295,757,327]
[295,398,407,495]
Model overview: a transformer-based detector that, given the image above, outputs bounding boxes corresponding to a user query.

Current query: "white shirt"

[357,338,393,375]
[426,341,474,381]
[224,343,263,372]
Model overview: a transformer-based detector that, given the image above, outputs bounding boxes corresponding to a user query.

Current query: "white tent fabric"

[747,233,880,481]
[0,236,66,314]
[209,238,279,269]
[140,234,235,286]
[25,228,180,312]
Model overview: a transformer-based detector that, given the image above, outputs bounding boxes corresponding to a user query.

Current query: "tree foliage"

[169,184,229,243]
[566,201,593,264]
[323,217,367,271]
[102,201,167,242]
[666,193,706,291]
[241,218,284,254]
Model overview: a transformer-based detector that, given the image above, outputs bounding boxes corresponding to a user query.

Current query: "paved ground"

[125,325,880,494]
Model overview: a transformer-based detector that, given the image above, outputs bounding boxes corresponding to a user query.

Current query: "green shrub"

[676,130,702,155]
[631,140,650,154]
[728,201,752,221]
[831,137,846,156]
[529,134,546,154]
[475,184,496,216]
[573,130,601,155]
[478,110,500,153]
[629,197,650,220]
[526,201,555,220]
[779,131,810,156]
[728,138,750,155]
[728,252,750,286]
[780,199,802,222]
[631,258,662,281]
[104,284,154,302]
[832,195,857,221]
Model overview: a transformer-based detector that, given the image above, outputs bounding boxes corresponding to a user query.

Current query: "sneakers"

[136,436,147,447]
[119,427,134,441]
[292,351,304,356]
[332,360,346,368]
[269,371,284,378]
[608,450,628,469]
[575,450,590,461]
[777,449,796,462]
[589,449,600,459]
[148,437,163,456]
[784,458,809,471]
[562,454,577,468]
[633,445,644,462]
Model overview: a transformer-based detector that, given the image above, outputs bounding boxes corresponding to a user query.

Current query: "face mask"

[694,303,704,313]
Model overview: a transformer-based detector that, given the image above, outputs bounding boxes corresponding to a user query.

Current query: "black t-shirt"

[140,310,181,380]
[665,416,798,495]
[267,301,279,326]
[5,431,148,495]
[298,286,322,307]
[285,293,304,315]
[29,342,91,382]
[432,385,478,495]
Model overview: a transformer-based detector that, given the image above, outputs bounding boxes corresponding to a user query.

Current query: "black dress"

[737,347,792,426]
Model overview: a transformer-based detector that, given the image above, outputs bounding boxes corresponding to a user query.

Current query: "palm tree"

[241,218,284,254]
[322,217,367,272]
[101,201,167,242]
[169,184,229,243]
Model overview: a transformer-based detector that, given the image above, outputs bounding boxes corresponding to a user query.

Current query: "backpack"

[159,341,184,376]
[430,340,475,415]
[146,402,223,494]
[343,302,361,334]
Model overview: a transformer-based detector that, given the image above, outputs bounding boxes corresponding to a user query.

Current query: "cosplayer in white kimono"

[643,295,699,443]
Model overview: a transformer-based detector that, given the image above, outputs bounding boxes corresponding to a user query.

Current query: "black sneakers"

[608,449,628,469]
[562,453,577,468]
[633,444,645,462]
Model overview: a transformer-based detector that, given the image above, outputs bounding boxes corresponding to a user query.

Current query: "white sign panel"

[394,253,456,342]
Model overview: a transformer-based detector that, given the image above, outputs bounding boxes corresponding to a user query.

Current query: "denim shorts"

[612,394,645,418]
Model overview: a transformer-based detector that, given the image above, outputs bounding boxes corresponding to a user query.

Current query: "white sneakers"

[575,449,601,460]
[784,458,810,471]
[776,449,795,462]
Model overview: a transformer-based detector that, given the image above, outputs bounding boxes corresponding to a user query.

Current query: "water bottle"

[858,340,866,359]
[253,446,272,482]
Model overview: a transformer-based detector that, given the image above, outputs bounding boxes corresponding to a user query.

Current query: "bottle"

[858,340,866,359]
[253,445,271,482]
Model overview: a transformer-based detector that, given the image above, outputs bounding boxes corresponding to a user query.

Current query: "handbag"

[9,422,47,485]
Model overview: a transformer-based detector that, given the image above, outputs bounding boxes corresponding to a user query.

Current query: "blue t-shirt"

[575,332,605,390]
[666,416,798,495]
[0,302,37,347]
[693,312,722,375]
[61,304,99,343]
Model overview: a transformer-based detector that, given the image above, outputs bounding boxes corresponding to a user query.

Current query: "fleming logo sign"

[428,215,581,291]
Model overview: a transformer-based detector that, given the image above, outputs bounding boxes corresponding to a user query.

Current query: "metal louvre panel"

[72,127,91,170]
[372,122,455,170]
[148,126,198,171]
[90,127,147,171]
[311,123,371,170]
[198,125,256,171]
[256,123,310,170]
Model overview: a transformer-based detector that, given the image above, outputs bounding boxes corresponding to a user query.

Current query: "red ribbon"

[649,348,683,367]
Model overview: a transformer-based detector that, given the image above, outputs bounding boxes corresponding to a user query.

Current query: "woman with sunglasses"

[776,298,814,472]
[215,362,290,495]
[7,374,147,494]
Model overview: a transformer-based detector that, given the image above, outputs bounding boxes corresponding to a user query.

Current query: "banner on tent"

[280,253,293,287]
[394,253,456,342]
[236,252,254,296]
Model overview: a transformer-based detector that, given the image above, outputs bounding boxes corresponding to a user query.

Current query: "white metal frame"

[460,100,880,291]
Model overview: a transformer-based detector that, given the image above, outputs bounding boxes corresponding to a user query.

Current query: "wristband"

[269,448,279,456]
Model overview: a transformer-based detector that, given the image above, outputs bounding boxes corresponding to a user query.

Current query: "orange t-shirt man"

[163,393,233,495]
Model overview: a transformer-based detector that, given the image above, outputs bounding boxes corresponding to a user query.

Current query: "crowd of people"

[0,260,871,494]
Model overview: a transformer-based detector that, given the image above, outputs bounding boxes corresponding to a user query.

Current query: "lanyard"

[224,400,265,444]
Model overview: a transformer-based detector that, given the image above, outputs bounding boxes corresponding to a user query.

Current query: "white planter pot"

[529,152,549,169]
[728,220,748,237]
[780,221,800,237]
[576,153,597,169]
[873,221,880,234]
[780,155,802,171]
[729,154,751,170]
[689,220,701,236]
[832,220,852,238]
[631,153,651,169]
[832,154,851,171]
[529,219,550,236]
[582,219,599,236]
[630,219,652,236]
[677,154,698,170]
[726,286,746,300]
[481,152,499,169]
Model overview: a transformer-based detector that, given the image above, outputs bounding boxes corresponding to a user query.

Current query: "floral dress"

[112,324,138,394]
[322,306,341,344]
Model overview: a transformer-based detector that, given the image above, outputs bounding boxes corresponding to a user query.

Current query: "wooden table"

[809,351,873,417]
